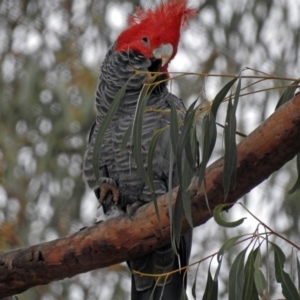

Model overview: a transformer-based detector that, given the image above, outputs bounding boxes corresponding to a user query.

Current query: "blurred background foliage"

[0,0,299,299]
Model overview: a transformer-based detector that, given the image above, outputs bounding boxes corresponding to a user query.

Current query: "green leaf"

[181,289,188,300]
[272,242,300,300]
[171,100,197,241]
[229,248,247,300]
[254,247,262,269]
[172,187,183,249]
[182,155,194,229]
[120,123,133,153]
[217,235,247,262]
[243,248,259,300]
[147,128,165,195]
[197,111,217,191]
[192,263,201,299]
[213,204,246,228]
[93,80,129,181]
[254,269,266,295]
[214,255,223,282]
[176,101,198,229]
[176,99,197,186]
[211,77,238,118]
[202,267,218,300]
[168,148,174,240]
[223,75,241,200]
[170,99,179,161]
[253,247,266,294]
[132,85,151,186]
[297,256,300,291]
[132,85,162,227]
[275,80,300,110]
[170,100,180,250]
[288,152,300,194]
[184,113,198,172]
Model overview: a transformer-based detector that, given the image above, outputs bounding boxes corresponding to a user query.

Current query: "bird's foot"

[126,200,144,217]
[98,177,119,206]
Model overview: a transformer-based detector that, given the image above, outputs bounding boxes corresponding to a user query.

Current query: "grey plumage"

[83,43,192,299]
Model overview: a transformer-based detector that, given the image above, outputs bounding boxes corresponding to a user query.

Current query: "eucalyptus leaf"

[253,248,266,294]
[92,80,129,181]
[275,80,300,110]
[132,84,162,227]
[288,152,300,194]
[170,99,179,159]
[168,148,174,239]
[211,77,238,118]
[172,187,183,250]
[243,248,259,300]
[120,123,133,153]
[272,242,300,300]
[223,75,240,200]
[192,263,201,299]
[197,111,217,191]
[254,269,266,295]
[202,268,218,300]
[229,248,247,300]
[297,256,300,291]
[182,155,194,228]
[217,234,247,262]
[213,204,246,228]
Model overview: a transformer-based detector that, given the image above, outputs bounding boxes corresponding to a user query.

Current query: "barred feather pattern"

[83,44,185,204]
[83,44,192,297]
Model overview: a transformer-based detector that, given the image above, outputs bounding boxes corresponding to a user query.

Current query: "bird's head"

[115,0,196,82]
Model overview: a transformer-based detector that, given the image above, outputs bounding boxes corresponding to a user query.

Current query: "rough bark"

[1,93,300,297]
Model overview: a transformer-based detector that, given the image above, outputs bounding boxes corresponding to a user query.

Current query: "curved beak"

[145,43,173,83]
[152,43,173,67]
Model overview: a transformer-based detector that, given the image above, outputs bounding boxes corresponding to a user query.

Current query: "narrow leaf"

[211,77,238,118]
[120,123,133,153]
[132,85,162,227]
[243,248,259,300]
[202,268,218,300]
[93,80,129,181]
[172,187,183,249]
[254,269,266,295]
[275,80,300,110]
[297,256,300,291]
[223,75,240,200]
[272,243,300,300]
[253,248,266,294]
[168,149,174,241]
[182,155,194,228]
[217,235,247,262]
[170,100,180,250]
[183,103,198,173]
[197,111,217,190]
[176,99,197,187]
[213,204,246,228]
[132,85,151,186]
[147,128,165,201]
[229,248,247,300]
[192,263,201,299]
[170,99,179,160]
[288,152,300,194]
[172,100,197,240]
[177,102,198,229]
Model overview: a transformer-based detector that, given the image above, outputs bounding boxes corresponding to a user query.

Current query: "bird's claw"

[126,200,144,217]
[98,177,120,205]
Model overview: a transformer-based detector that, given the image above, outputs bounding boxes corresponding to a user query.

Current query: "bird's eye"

[142,37,149,45]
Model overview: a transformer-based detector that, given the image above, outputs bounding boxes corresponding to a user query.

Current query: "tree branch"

[1,94,300,297]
